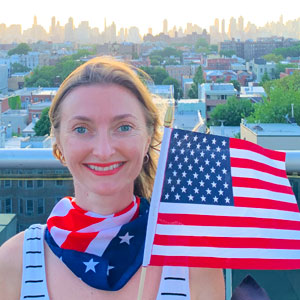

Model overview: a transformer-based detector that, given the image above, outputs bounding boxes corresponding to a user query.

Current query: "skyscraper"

[163,19,168,35]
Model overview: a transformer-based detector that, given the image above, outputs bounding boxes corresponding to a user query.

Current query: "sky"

[0,0,299,35]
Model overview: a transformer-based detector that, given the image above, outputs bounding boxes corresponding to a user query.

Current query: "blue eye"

[75,127,88,134]
[119,125,132,132]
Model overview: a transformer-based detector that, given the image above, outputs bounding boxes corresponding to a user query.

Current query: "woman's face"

[56,84,151,198]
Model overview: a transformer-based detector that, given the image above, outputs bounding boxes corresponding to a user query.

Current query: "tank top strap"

[156,266,190,300]
[20,224,50,300]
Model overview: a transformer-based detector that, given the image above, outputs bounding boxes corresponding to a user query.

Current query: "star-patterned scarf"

[45,196,149,291]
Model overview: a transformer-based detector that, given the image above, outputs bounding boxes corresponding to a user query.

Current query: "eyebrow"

[70,114,138,122]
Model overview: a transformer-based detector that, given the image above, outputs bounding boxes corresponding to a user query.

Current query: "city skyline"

[0,0,299,35]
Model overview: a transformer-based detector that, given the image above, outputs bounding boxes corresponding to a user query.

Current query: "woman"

[0,57,225,299]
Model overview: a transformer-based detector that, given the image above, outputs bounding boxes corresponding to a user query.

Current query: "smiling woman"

[0,57,224,300]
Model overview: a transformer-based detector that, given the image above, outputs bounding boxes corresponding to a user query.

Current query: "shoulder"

[0,231,24,299]
[190,267,225,300]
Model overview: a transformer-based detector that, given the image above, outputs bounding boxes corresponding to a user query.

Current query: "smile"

[84,162,125,176]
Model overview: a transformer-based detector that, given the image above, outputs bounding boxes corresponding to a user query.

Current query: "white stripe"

[158,202,300,222]
[85,226,121,256]
[48,198,73,219]
[231,167,290,187]
[50,226,70,247]
[233,187,297,204]
[143,127,172,266]
[78,201,137,232]
[152,244,300,259]
[156,224,300,240]
[230,148,285,170]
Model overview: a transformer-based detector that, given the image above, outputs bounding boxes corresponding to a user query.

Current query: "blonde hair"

[49,56,161,199]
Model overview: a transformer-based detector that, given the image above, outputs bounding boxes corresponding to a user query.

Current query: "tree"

[140,66,169,85]
[230,80,241,92]
[34,107,51,136]
[273,43,300,58]
[219,50,236,57]
[274,63,298,79]
[247,72,300,125]
[260,71,270,85]
[188,66,204,98]
[8,96,21,110]
[8,43,32,56]
[162,76,182,100]
[210,96,254,126]
[263,53,283,63]
[10,63,30,74]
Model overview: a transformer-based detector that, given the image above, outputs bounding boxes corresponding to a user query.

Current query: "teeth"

[87,163,123,171]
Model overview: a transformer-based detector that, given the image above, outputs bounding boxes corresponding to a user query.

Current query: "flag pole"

[136,102,175,300]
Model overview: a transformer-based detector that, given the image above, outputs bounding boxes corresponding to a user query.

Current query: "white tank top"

[21,224,190,300]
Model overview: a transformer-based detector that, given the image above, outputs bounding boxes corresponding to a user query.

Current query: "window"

[26,180,33,189]
[5,198,12,213]
[18,180,23,188]
[37,180,44,188]
[18,198,24,214]
[4,180,11,188]
[37,198,44,215]
[26,199,34,216]
[56,180,63,186]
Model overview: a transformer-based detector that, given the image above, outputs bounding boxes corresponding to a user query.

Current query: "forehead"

[60,84,147,122]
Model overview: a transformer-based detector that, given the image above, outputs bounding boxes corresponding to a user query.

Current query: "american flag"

[143,127,300,270]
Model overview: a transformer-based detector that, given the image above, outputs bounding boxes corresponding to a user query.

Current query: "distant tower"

[280,14,284,24]
[148,27,153,35]
[214,18,219,33]
[238,16,244,32]
[104,18,107,31]
[221,19,226,35]
[33,16,37,26]
[228,17,237,39]
[163,19,168,34]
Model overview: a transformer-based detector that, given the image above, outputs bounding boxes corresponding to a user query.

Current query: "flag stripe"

[154,234,300,249]
[233,187,296,203]
[230,138,286,162]
[234,197,300,212]
[150,255,300,270]
[151,245,300,259]
[232,177,294,194]
[230,157,287,178]
[231,167,290,186]
[155,224,300,240]
[230,148,285,170]
[158,203,300,222]
[157,213,300,230]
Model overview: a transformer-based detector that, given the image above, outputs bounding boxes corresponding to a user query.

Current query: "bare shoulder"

[0,231,24,299]
[190,267,225,300]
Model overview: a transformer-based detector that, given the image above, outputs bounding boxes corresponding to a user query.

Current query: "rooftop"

[243,123,300,136]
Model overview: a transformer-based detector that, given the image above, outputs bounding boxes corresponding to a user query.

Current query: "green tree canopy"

[262,53,283,63]
[273,42,300,58]
[10,63,30,74]
[140,66,169,85]
[260,71,270,85]
[274,63,298,79]
[34,107,51,136]
[8,95,21,110]
[210,96,254,126]
[247,71,300,124]
[219,50,236,57]
[188,65,204,98]
[230,80,241,92]
[8,43,32,56]
[162,76,182,100]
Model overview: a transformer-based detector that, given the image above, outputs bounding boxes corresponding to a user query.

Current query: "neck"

[72,180,134,215]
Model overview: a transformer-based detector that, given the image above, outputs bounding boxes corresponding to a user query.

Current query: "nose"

[92,131,116,160]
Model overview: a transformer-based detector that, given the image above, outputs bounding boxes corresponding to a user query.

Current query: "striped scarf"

[45,196,149,291]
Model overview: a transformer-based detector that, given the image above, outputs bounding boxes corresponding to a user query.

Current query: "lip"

[83,162,125,176]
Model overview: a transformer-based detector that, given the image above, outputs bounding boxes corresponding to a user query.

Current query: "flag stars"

[203,137,207,143]
[211,181,217,188]
[188,195,194,201]
[212,138,216,144]
[205,159,210,165]
[175,193,180,200]
[182,171,187,178]
[187,179,193,186]
[171,186,175,192]
[224,182,229,189]
[199,180,205,187]
[173,171,178,176]
[222,168,227,174]
[177,141,182,147]
[218,189,224,195]
[194,158,199,164]
[187,142,191,148]
[193,135,198,142]
[168,163,173,169]
[188,164,193,171]
[107,265,114,276]
[216,146,221,152]
[199,166,204,172]
[194,187,199,194]
[221,154,227,160]
[222,140,227,146]
[176,179,181,185]
[190,150,195,156]
[211,153,216,159]
[211,167,216,173]
[180,149,185,155]
[206,145,211,151]
[216,160,221,167]
[184,134,189,140]
[201,195,206,202]
[217,175,222,181]
[213,196,218,203]
[171,147,176,154]
[184,156,189,163]
[167,178,172,184]
[165,193,170,200]
[225,197,230,203]
[200,151,205,157]
[181,186,187,193]
[193,172,198,179]
[119,232,134,245]
[83,259,99,273]
[178,163,183,170]
[174,132,179,139]
[175,155,179,161]
[196,144,201,149]
[206,188,212,195]
[205,174,210,180]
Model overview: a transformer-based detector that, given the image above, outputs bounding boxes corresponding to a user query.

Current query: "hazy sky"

[1,0,299,34]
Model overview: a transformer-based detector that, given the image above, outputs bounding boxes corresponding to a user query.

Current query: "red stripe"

[157,213,300,230]
[150,255,300,269]
[153,234,300,249]
[47,212,104,232]
[230,157,287,178]
[234,197,300,212]
[61,231,99,252]
[232,177,294,195]
[230,138,286,162]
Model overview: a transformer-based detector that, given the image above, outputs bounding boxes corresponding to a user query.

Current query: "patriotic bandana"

[45,196,149,291]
